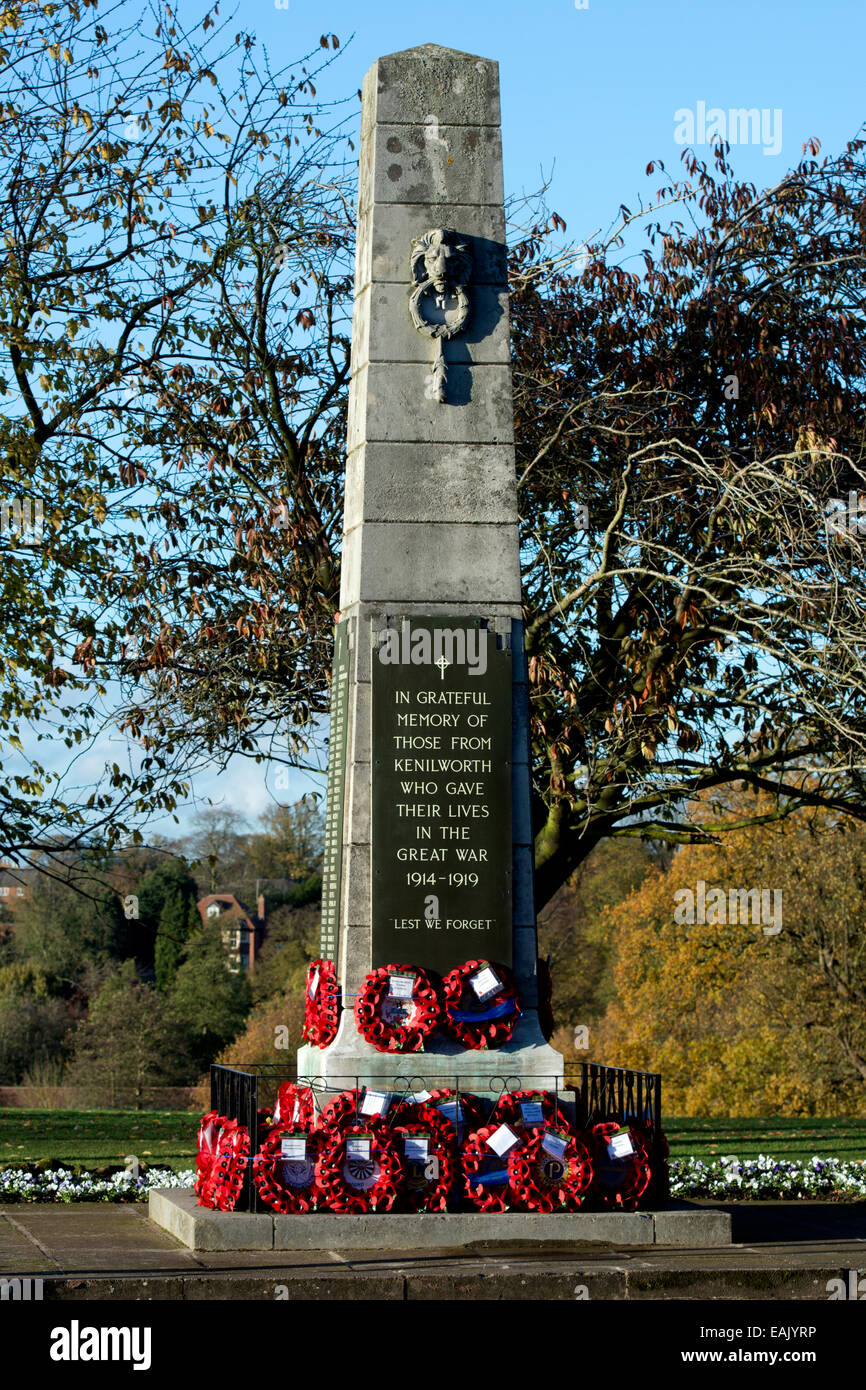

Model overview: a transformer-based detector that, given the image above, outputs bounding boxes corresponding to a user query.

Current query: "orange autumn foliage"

[590,795,866,1116]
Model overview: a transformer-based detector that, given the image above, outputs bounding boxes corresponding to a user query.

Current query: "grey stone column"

[297,45,563,1090]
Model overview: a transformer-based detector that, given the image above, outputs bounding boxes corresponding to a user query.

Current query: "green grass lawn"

[0,1109,198,1174]
[1,1110,864,1173]
[665,1117,866,1162]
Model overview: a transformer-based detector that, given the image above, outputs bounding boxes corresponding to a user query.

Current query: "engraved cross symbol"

[435,655,450,681]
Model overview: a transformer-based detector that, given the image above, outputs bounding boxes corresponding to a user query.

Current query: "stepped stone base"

[149,1190,732,1252]
[296,1010,565,1092]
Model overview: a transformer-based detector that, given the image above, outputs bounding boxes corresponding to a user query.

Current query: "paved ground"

[1,1201,866,1298]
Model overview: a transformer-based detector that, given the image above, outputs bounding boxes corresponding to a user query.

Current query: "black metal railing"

[208,1060,664,1212]
[575,1062,665,1203]
[210,1064,262,1212]
[576,1062,662,1140]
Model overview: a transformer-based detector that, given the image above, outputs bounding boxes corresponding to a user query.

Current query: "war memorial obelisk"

[297,43,564,1089]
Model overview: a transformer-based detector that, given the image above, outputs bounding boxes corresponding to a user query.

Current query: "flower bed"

[0,1165,195,1203]
[3,1153,865,1204]
[669,1154,866,1201]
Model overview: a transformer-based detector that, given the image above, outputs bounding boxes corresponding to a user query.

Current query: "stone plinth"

[149,1189,733,1252]
[306,44,562,1088]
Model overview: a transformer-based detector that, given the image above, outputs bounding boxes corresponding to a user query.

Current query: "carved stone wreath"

[409,227,473,403]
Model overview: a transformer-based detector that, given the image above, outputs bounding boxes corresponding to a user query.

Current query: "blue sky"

[100,0,866,835]
[242,0,865,241]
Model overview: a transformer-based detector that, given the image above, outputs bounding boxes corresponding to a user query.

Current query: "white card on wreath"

[388,973,416,999]
[437,1100,463,1123]
[470,966,500,999]
[403,1136,430,1161]
[608,1130,635,1159]
[346,1136,372,1161]
[360,1089,390,1117]
[520,1101,545,1124]
[486,1124,520,1156]
[281,1136,307,1160]
[541,1131,569,1160]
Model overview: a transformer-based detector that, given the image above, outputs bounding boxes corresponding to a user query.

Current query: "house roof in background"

[196,892,259,928]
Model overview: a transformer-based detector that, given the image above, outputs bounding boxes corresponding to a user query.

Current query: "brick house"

[0,862,36,914]
[196,892,265,974]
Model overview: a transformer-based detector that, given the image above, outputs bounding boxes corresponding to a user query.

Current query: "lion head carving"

[410,227,472,295]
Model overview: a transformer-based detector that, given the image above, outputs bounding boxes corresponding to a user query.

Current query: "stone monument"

[148,43,732,1256]
[297,43,564,1090]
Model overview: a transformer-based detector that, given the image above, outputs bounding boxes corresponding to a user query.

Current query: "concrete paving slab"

[3,1201,201,1275]
[149,1189,273,1252]
[623,1266,843,1301]
[183,1273,406,1300]
[5,1200,865,1300]
[0,1212,58,1275]
[150,1190,732,1251]
[653,1208,732,1247]
[404,1268,626,1300]
[45,1277,187,1301]
[273,1210,656,1251]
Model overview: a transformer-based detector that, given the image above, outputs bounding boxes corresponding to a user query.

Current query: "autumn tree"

[135,123,866,911]
[214,990,305,1076]
[180,806,249,893]
[4,0,866,920]
[511,137,866,906]
[592,793,866,1114]
[246,799,324,882]
[247,900,320,1005]
[0,0,349,871]
[537,836,655,1029]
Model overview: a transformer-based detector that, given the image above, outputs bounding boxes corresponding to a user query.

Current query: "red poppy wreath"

[318,1087,364,1134]
[202,1118,251,1212]
[253,1126,323,1214]
[393,1122,455,1212]
[302,958,340,1048]
[492,1088,571,1133]
[316,1121,403,1213]
[419,1088,487,1145]
[461,1123,522,1212]
[442,960,523,1049]
[508,1128,594,1213]
[194,1110,225,1203]
[354,962,442,1052]
[589,1122,653,1211]
[274,1082,316,1131]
